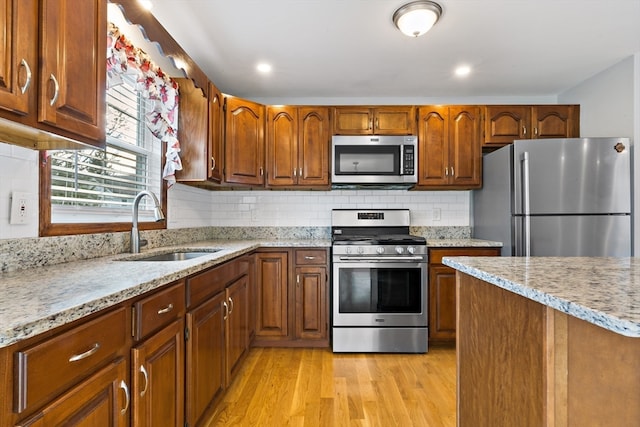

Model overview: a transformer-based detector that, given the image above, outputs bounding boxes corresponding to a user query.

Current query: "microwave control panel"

[402,145,415,175]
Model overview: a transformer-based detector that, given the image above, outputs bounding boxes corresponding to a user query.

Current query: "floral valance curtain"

[106,22,182,187]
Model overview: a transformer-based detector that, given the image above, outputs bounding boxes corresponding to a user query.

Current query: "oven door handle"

[337,256,425,262]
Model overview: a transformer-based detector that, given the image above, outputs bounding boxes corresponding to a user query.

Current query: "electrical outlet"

[433,207,441,221]
[10,192,31,225]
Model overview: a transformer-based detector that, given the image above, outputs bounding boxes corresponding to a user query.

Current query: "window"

[48,76,162,225]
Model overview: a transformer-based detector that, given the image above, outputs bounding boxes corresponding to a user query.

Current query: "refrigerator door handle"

[521,152,531,256]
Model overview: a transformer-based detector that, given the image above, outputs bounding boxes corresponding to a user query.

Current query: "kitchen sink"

[121,249,220,262]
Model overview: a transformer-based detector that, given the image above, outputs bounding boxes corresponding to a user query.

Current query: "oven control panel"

[333,245,426,256]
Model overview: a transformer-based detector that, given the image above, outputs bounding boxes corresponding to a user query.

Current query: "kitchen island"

[443,256,640,427]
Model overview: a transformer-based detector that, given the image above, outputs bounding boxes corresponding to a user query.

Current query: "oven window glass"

[334,145,399,175]
[338,267,422,313]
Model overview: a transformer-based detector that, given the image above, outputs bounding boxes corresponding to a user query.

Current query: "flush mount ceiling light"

[393,1,442,37]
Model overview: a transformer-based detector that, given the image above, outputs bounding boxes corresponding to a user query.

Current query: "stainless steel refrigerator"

[473,137,632,256]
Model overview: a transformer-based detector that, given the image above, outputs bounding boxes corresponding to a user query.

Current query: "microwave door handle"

[400,145,404,175]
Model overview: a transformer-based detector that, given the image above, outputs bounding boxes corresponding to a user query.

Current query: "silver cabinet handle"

[139,365,149,397]
[450,166,454,176]
[293,168,297,177]
[49,73,59,106]
[157,303,173,315]
[445,167,448,176]
[69,343,100,362]
[299,168,302,177]
[19,59,32,94]
[211,157,216,171]
[523,126,527,136]
[228,297,234,314]
[119,380,130,415]
[534,127,538,136]
[223,301,228,320]
[304,256,316,260]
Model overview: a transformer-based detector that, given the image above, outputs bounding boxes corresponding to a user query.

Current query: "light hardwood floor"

[206,346,456,426]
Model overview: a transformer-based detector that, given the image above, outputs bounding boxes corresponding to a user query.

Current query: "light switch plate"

[10,192,31,225]
[433,207,441,221]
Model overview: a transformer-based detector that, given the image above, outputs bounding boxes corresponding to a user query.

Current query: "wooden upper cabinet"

[333,106,415,135]
[417,105,482,189]
[224,96,265,186]
[267,106,298,186]
[38,0,106,143]
[176,78,209,182]
[266,106,330,188]
[0,0,37,116]
[483,105,580,148]
[532,105,579,139]
[208,82,224,182]
[298,107,330,187]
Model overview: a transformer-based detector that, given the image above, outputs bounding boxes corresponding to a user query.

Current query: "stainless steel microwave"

[331,135,418,185]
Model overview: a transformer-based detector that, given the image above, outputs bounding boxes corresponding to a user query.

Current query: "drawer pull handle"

[139,365,149,397]
[304,256,316,260]
[119,380,129,415]
[157,303,174,315]
[69,343,100,362]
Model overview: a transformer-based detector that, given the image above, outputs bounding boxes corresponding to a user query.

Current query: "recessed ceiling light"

[455,65,471,77]
[138,0,153,10]
[256,63,272,73]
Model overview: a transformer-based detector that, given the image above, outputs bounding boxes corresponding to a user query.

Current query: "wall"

[559,53,640,255]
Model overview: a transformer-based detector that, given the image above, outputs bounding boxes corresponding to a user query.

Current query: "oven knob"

[345,246,352,254]
[376,247,385,254]
[407,246,415,254]
[357,247,364,254]
[395,246,404,254]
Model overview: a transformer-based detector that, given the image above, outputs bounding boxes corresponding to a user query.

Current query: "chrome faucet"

[131,191,165,253]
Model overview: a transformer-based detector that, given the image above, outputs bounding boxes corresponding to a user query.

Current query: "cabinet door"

[266,106,298,186]
[417,106,449,186]
[176,78,209,182]
[294,266,327,341]
[15,358,129,427]
[374,106,416,135]
[483,105,531,147]
[532,105,577,139]
[0,0,36,116]
[298,107,330,187]
[429,265,457,342]
[449,106,482,188]
[226,275,249,384]
[224,96,265,185]
[332,107,372,135]
[255,252,289,339]
[132,318,184,427]
[185,292,225,427]
[208,82,224,182]
[38,0,106,142]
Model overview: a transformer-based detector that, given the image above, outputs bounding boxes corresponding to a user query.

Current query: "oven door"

[332,260,427,327]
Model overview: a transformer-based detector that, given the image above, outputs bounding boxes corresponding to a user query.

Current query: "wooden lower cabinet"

[131,317,185,427]
[254,248,329,346]
[428,247,500,343]
[15,358,129,427]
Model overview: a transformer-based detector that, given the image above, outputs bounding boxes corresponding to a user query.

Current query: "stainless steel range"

[331,209,428,353]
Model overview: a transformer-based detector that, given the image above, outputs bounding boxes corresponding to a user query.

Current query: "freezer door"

[513,138,631,215]
[513,215,631,256]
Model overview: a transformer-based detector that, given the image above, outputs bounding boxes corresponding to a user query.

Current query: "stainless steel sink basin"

[122,249,220,261]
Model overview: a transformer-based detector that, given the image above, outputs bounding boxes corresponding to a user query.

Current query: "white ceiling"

[146,0,640,102]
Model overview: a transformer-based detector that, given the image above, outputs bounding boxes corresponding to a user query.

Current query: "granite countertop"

[442,256,640,338]
[427,238,502,248]
[0,239,329,348]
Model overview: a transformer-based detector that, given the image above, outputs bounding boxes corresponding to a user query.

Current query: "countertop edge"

[443,257,640,338]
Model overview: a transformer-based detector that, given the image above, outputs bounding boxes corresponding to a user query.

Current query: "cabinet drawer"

[14,307,128,414]
[295,249,327,265]
[187,258,249,308]
[429,248,500,265]
[133,281,185,341]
